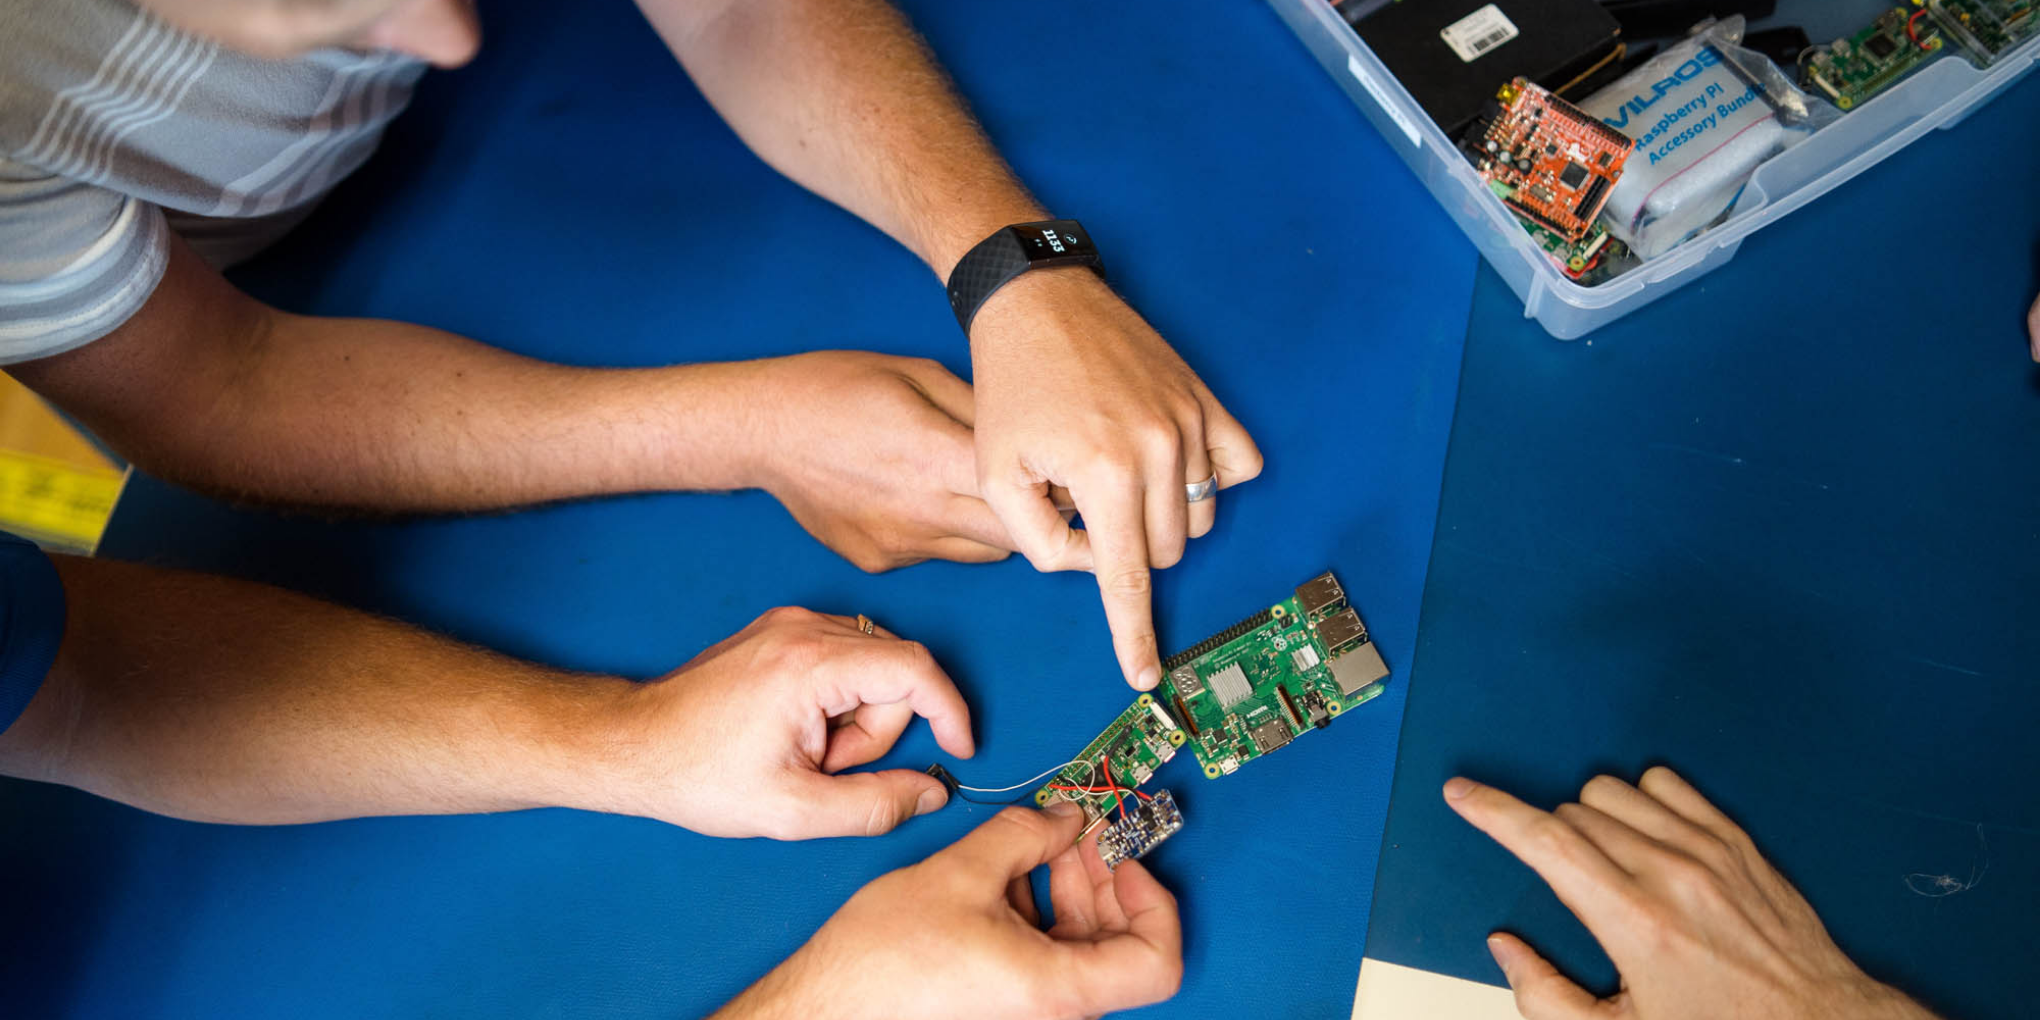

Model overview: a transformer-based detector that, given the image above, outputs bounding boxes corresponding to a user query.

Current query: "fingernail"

[1136,666,1160,691]
[1486,935,1513,974]
[916,788,947,816]
[1443,777,1476,801]
[1044,800,1083,819]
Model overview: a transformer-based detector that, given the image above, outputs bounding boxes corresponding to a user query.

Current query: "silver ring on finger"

[1185,474,1218,503]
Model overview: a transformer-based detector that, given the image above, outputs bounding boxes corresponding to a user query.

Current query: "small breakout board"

[1461,77,1635,244]
[1168,571,1389,779]
[1502,187,1616,280]
[1033,692,1187,827]
[1929,0,2037,65]
[1096,790,1185,870]
[1803,8,1943,111]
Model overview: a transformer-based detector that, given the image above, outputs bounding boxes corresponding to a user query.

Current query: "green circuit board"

[1489,180,1618,281]
[1166,571,1389,779]
[1804,8,1943,111]
[1930,0,2037,64]
[1033,692,1187,827]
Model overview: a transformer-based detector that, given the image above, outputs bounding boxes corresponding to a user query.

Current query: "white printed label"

[1346,53,1423,150]
[1440,4,1519,63]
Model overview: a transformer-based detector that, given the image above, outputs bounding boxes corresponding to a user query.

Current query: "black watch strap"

[946,219,1104,334]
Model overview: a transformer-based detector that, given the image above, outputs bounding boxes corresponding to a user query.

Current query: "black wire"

[955,789,1033,806]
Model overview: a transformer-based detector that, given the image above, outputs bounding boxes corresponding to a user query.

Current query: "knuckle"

[1580,774,1625,803]
[758,604,809,626]
[991,806,1050,843]
[1524,816,1582,860]
[1695,835,1739,873]
[1630,899,1685,951]
[1727,829,1763,860]
[1017,547,1062,573]
[1664,856,1726,902]
[994,805,1042,829]
[1103,567,1153,599]
[769,630,827,671]
[844,535,907,573]
[1133,417,1180,457]
[863,796,903,838]
[1026,530,1087,574]
[1518,973,1566,1006]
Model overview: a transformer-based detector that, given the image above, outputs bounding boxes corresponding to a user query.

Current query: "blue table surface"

[1364,65,2040,1020]
[0,2,1476,1019]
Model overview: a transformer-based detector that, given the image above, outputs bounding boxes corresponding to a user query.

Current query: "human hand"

[968,269,1263,690]
[716,802,1183,1020]
[736,351,1016,571]
[2026,290,2037,361]
[608,606,975,839]
[1443,767,1940,1020]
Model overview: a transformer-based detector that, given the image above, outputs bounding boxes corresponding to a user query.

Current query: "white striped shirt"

[0,0,424,363]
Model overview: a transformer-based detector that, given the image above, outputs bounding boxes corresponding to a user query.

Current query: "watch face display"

[1014,221,1098,264]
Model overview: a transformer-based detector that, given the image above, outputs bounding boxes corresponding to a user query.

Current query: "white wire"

[955,757,1132,813]
[954,758,1090,794]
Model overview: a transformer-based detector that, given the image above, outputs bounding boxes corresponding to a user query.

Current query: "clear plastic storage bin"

[1269,0,2040,338]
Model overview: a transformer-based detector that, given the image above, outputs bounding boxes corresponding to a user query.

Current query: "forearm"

[641,0,1045,277]
[710,955,816,1020]
[155,311,763,512]
[0,556,648,825]
[16,236,769,514]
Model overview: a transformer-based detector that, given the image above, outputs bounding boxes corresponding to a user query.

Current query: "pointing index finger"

[1078,483,1161,690]
[1443,777,1640,935]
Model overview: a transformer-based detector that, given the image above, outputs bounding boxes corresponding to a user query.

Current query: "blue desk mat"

[1365,70,2040,1020]
[0,3,1476,1017]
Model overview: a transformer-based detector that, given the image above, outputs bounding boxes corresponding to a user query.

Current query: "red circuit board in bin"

[1460,77,1635,243]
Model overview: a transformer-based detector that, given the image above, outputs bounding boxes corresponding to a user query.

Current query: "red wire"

[1907,8,1931,49]
[1049,754,1157,811]
[1047,783,1154,800]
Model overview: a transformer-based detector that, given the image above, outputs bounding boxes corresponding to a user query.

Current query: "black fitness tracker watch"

[946,219,1104,333]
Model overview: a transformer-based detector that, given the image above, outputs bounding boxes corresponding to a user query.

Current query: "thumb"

[786,769,947,839]
[1198,394,1264,489]
[2026,291,2039,362]
[1488,933,1601,1020]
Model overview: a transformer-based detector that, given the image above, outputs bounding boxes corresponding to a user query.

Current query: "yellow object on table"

[0,372,126,554]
